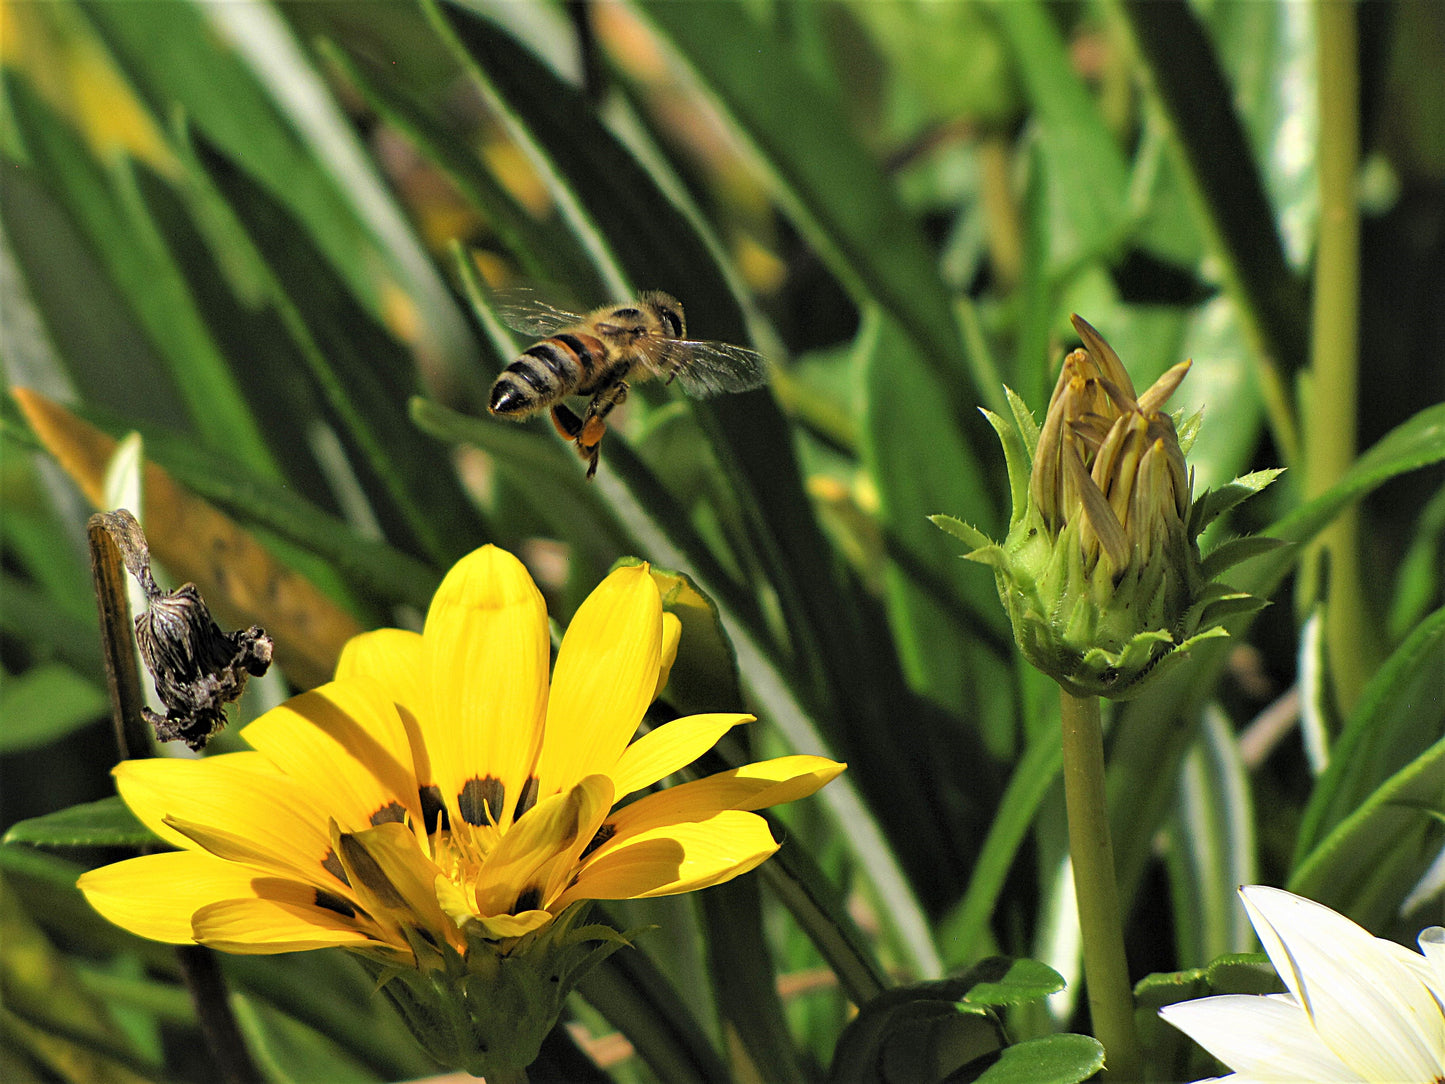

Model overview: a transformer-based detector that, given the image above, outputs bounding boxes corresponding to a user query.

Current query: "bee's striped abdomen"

[488,332,605,416]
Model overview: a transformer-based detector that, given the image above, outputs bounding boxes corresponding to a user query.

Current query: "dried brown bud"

[97,509,273,750]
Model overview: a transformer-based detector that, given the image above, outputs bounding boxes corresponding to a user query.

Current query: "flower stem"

[88,513,263,1084]
[1059,689,1140,1081]
[1306,0,1373,713]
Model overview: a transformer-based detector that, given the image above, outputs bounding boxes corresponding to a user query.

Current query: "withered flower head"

[98,509,272,749]
[934,316,1281,698]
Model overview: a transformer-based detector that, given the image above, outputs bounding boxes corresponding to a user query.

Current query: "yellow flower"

[78,546,843,1072]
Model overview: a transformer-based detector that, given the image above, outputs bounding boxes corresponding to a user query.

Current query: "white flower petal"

[1159,993,1363,1081]
[1420,927,1445,1007]
[1240,887,1445,1080]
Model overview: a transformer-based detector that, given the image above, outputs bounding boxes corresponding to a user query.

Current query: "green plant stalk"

[1060,689,1141,1081]
[1307,0,1372,712]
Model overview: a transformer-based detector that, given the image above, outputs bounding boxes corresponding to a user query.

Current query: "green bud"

[358,903,632,1079]
[934,315,1281,699]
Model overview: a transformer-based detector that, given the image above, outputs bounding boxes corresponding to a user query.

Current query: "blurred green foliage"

[2,1,1442,1081]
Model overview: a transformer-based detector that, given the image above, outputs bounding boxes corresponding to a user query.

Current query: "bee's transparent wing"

[670,340,770,398]
[494,291,585,337]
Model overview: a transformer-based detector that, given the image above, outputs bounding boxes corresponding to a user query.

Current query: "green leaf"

[828,977,1003,1084]
[959,958,1066,1007]
[1,877,158,1084]
[1295,604,1445,864]
[1134,953,1282,1084]
[78,0,476,380]
[317,38,597,300]
[989,0,1130,271]
[698,878,804,1084]
[222,952,436,1083]
[1115,0,1310,385]
[409,396,635,580]
[980,409,1031,531]
[1387,483,1445,640]
[0,663,108,752]
[1290,736,1445,931]
[230,992,383,1084]
[2,797,158,851]
[629,0,971,389]
[860,310,1008,720]
[0,75,187,428]
[183,129,484,567]
[968,1033,1105,1084]
[937,719,1062,968]
[576,935,731,1084]
[1167,708,1257,968]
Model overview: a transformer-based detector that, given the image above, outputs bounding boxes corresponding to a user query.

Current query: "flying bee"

[487,291,768,478]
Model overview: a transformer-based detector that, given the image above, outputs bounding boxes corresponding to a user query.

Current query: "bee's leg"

[579,381,628,447]
[574,381,629,479]
[550,404,584,440]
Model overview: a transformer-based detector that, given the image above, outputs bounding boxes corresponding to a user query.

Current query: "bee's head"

[642,291,685,339]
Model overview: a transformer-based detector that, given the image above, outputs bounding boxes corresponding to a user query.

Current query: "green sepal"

[1004,385,1042,458]
[1190,469,1286,535]
[1200,534,1289,579]
[1175,407,1204,455]
[362,904,634,1078]
[930,515,995,553]
[980,406,1033,529]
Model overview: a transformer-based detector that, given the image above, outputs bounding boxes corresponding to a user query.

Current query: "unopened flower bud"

[934,316,1281,698]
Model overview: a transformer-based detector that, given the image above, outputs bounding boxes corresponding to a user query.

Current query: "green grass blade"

[629,0,971,393]
[183,130,485,566]
[1294,604,1445,865]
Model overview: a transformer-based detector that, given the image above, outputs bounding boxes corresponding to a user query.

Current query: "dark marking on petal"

[337,833,405,908]
[511,886,543,914]
[513,776,539,821]
[314,889,356,918]
[459,777,504,827]
[370,801,407,826]
[580,822,615,861]
[418,785,447,833]
[321,848,351,886]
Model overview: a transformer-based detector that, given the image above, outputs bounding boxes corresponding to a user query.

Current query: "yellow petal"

[191,897,374,954]
[240,679,423,835]
[558,810,778,905]
[114,754,329,865]
[77,851,266,943]
[537,563,661,794]
[422,545,549,832]
[652,612,681,701]
[336,628,423,702]
[473,909,554,940]
[333,820,463,954]
[610,755,846,830]
[336,629,436,796]
[165,815,346,895]
[473,775,613,917]
[609,714,753,800]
